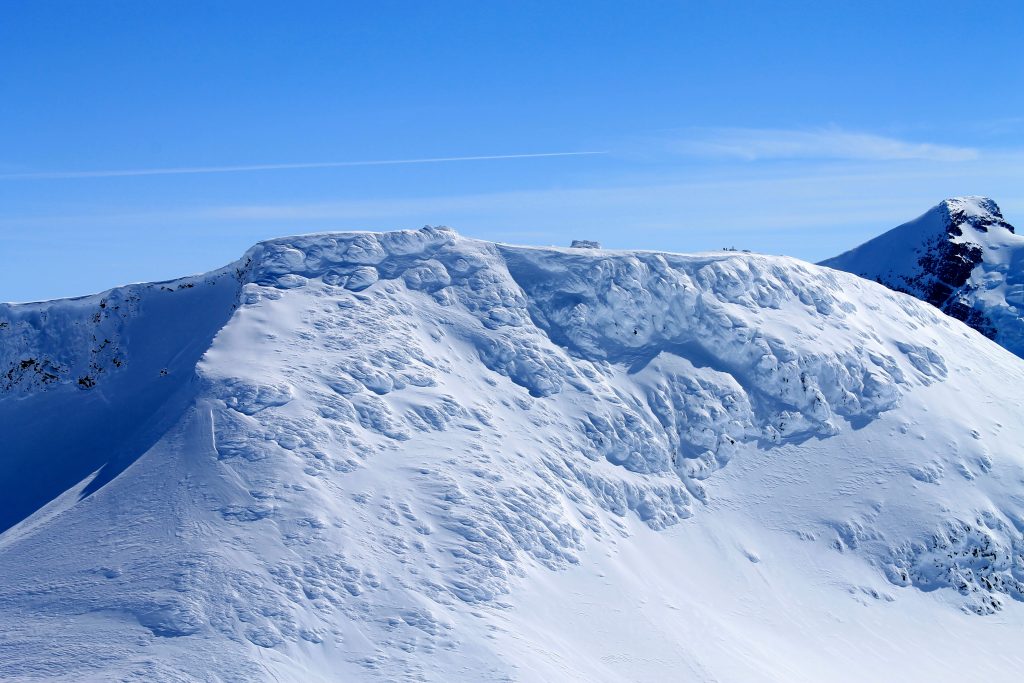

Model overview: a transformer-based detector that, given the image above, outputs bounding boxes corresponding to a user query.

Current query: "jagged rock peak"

[821,196,1024,358]
[936,196,1014,235]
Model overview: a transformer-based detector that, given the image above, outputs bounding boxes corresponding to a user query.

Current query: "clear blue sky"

[2,0,1023,301]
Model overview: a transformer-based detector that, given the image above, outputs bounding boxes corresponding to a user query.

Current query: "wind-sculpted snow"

[3,226,1024,681]
[500,246,907,430]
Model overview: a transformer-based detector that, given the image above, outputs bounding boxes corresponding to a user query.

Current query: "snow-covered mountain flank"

[821,196,1024,358]
[3,227,1024,682]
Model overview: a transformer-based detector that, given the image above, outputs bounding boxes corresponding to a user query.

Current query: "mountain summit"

[821,196,1024,357]
[2,228,1024,681]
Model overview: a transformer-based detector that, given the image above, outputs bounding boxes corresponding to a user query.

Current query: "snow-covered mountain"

[821,196,1024,358]
[3,227,1024,682]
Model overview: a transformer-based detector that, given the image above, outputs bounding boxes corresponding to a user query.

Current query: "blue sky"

[2,0,1023,301]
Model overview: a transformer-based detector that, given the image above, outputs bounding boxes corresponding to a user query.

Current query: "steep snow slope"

[821,196,1024,357]
[2,227,1024,682]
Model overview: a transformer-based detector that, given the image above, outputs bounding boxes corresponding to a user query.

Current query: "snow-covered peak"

[3,228,1024,680]
[821,196,1024,357]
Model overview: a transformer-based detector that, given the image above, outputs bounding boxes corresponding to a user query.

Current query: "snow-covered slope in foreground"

[3,227,1024,682]
[821,196,1024,358]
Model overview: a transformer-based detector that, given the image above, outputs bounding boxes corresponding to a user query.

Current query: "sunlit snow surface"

[2,227,1024,681]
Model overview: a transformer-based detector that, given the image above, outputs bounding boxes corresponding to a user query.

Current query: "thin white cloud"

[0,151,607,180]
[4,150,1022,266]
[666,127,979,162]
[5,153,1021,234]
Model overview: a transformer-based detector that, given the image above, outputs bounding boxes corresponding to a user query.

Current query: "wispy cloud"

[0,151,607,180]
[662,126,979,162]
[3,150,1023,287]
[6,150,1022,233]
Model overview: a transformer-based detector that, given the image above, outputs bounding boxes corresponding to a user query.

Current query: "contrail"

[0,151,609,180]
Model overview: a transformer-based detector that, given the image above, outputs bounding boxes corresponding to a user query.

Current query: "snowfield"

[2,226,1024,681]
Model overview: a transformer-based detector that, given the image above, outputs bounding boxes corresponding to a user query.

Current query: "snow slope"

[2,227,1024,682]
[821,196,1024,358]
